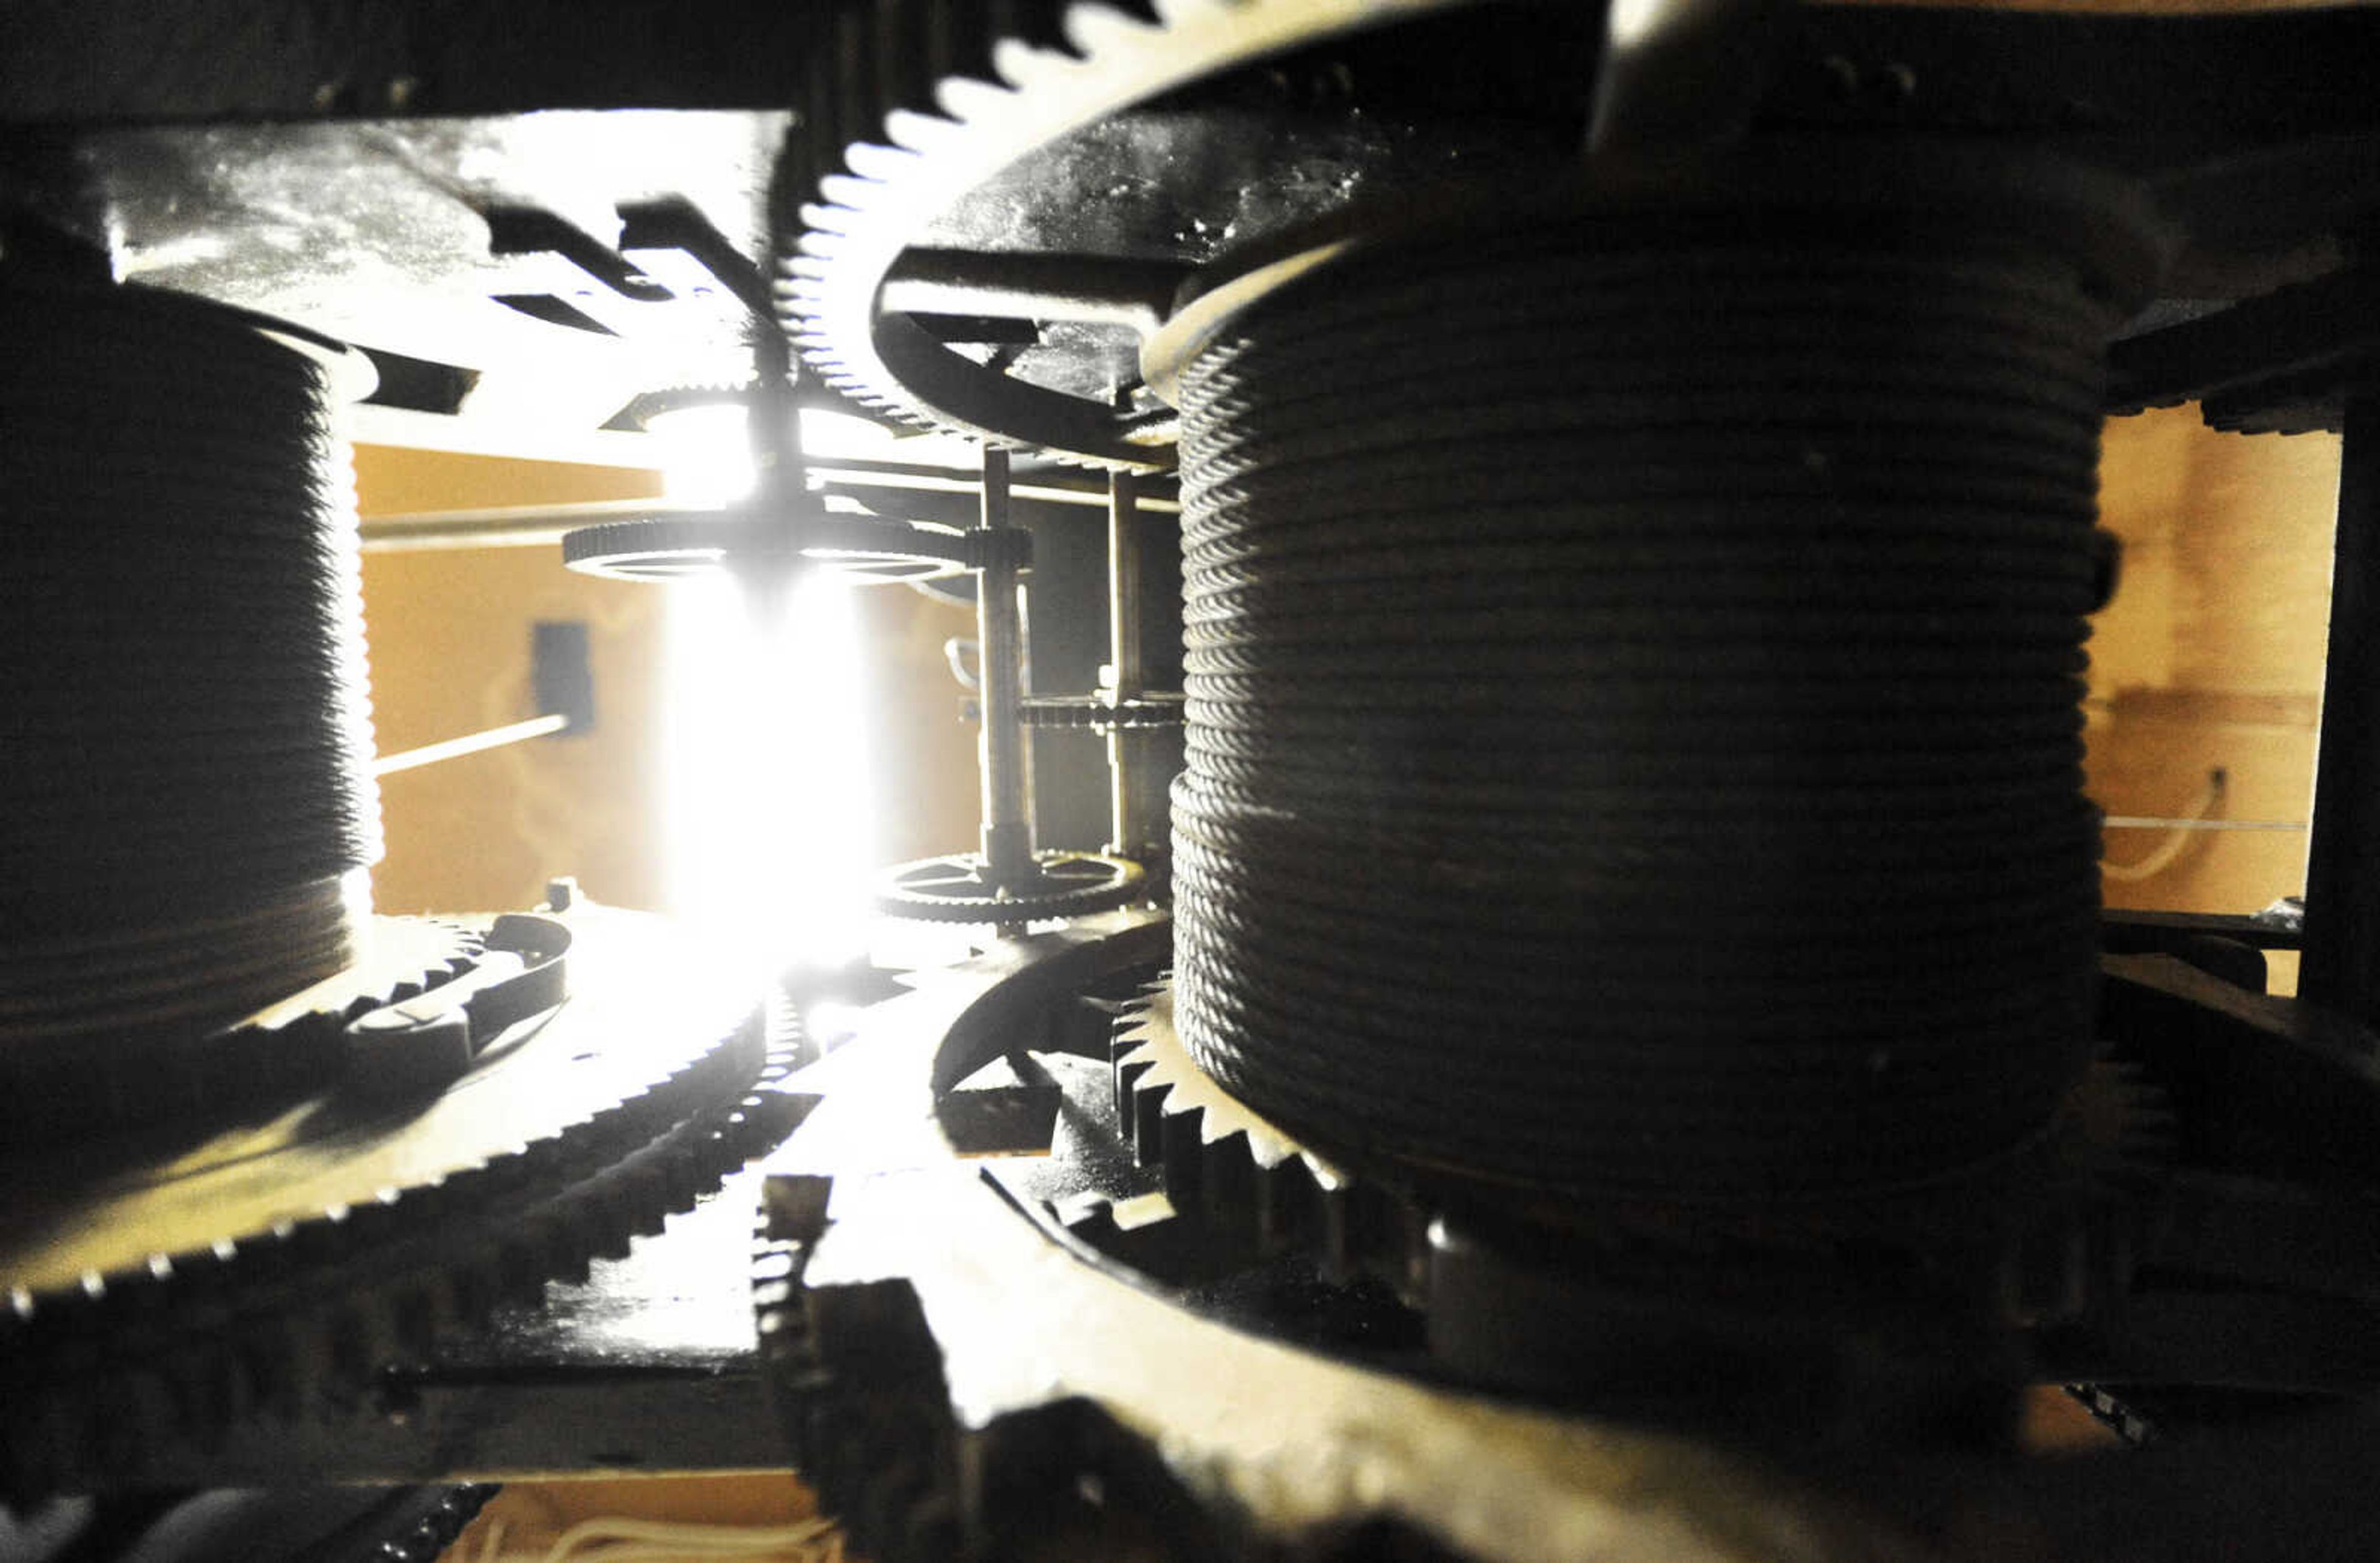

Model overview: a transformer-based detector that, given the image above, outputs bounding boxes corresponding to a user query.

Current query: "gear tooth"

[1158,1096,1207,1204]
[1200,1128,1260,1252]
[932,73,1016,123]
[1129,1072,1171,1166]
[1063,0,1160,56]
[818,172,881,211]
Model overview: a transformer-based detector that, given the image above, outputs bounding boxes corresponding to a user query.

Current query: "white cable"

[536,1514,843,1563]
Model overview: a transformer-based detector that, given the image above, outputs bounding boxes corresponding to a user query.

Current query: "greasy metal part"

[0,1482,502,1563]
[2299,397,2380,1024]
[0,905,797,1498]
[975,447,1033,886]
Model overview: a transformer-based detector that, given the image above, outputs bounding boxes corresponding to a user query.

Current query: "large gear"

[777,0,1484,468]
[1101,984,1407,1282]
[0,905,806,1498]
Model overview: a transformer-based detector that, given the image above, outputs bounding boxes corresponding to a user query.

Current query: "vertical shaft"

[974,446,1032,885]
[1106,470,1146,856]
[2302,394,2380,1023]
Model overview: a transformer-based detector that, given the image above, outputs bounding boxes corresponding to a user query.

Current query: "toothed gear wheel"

[776,0,1483,467]
[1104,984,1405,1276]
[0,906,808,1498]
[562,511,976,585]
[876,850,1145,922]
[0,914,484,1143]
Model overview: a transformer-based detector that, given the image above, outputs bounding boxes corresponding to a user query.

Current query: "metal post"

[1105,470,1147,856]
[974,447,1033,886]
[2303,394,2380,1023]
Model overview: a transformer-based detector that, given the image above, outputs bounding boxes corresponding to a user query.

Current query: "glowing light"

[663,571,875,975]
[651,403,982,505]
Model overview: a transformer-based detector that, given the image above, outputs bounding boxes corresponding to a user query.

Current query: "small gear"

[562,511,974,585]
[1018,693,1185,731]
[875,850,1145,923]
[0,907,809,1497]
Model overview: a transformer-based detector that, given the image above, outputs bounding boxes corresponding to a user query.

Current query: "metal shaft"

[2303,394,2380,1023]
[1105,471,1147,855]
[975,447,1033,884]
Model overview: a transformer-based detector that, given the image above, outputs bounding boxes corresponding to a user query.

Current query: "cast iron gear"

[776,0,1482,468]
[0,906,808,1498]
[876,850,1145,923]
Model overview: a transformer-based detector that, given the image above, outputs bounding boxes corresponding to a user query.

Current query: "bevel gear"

[777,0,1483,467]
[0,906,808,1498]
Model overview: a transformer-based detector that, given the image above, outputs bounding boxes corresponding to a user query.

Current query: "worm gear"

[777,0,1484,467]
[0,906,807,1498]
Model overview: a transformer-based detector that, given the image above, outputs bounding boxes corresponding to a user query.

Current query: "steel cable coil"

[1170,213,2127,1200]
[0,281,381,1094]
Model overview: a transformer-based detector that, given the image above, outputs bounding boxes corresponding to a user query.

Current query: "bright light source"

[663,570,874,975]
[651,402,983,506]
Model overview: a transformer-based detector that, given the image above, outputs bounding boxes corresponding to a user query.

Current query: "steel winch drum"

[1169,157,2162,1203]
[0,280,382,1122]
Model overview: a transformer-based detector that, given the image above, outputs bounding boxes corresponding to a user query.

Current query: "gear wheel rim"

[876,850,1145,922]
[0,913,485,1142]
[0,910,808,1498]
[777,0,1483,469]
[562,513,974,585]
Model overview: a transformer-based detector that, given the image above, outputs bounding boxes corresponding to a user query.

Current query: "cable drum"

[0,282,381,1101]
[1170,201,2140,1202]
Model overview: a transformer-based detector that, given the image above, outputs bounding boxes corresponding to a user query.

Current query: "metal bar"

[1106,472,1147,856]
[2302,392,2380,1021]
[880,250,1191,339]
[356,462,1182,552]
[2104,818,2307,832]
[373,713,569,777]
[975,447,1032,885]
